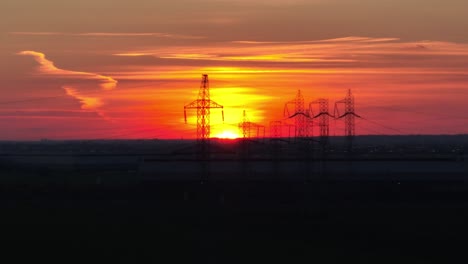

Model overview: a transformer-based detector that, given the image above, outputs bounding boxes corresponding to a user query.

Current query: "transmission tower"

[184,74,224,141]
[344,89,355,137]
[240,110,251,138]
[310,98,332,141]
[334,89,359,151]
[284,90,309,138]
[239,110,265,139]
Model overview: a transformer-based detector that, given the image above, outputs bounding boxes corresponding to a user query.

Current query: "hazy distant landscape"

[0,135,466,182]
[0,136,466,262]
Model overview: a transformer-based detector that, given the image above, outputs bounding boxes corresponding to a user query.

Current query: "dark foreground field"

[1,177,468,263]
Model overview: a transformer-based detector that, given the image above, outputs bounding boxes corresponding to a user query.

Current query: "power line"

[359,117,406,135]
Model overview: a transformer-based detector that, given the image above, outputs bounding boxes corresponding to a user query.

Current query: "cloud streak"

[112,36,468,72]
[18,51,117,115]
[18,50,117,90]
[10,32,204,39]
[63,87,103,110]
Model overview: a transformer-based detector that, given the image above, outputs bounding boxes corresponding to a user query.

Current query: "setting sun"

[213,130,240,139]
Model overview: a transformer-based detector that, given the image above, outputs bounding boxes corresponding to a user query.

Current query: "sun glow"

[213,130,240,139]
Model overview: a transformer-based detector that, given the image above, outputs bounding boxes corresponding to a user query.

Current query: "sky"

[1,0,468,139]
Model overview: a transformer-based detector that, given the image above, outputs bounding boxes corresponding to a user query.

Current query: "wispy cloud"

[312,36,400,43]
[112,36,468,70]
[232,37,400,45]
[9,32,62,36]
[18,51,117,90]
[0,110,100,118]
[10,32,204,39]
[63,87,103,110]
[158,53,356,63]
[18,51,117,115]
[112,53,155,57]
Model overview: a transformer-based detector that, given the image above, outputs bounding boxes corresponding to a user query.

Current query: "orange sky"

[1,0,468,139]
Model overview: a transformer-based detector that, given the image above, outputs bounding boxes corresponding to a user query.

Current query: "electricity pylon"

[310,98,333,144]
[184,74,224,141]
[284,90,309,138]
[334,89,360,151]
[239,110,265,139]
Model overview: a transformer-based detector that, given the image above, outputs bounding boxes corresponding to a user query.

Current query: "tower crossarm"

[287,112,311,119]
[206,100,224,109]
[184,100,200,109]
[335,112,362,119]
[184,99,224,109]
[312,112,335,119]
[184,99,224,123]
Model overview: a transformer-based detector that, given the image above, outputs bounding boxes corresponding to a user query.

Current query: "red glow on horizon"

[213,130,240,139]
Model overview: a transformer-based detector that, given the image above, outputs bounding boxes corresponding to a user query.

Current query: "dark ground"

[1,178,468,263]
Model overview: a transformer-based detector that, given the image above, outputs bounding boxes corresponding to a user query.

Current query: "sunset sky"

[1,0,468,139]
